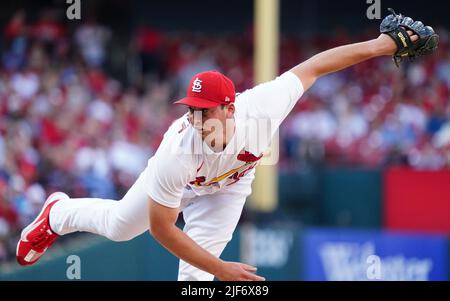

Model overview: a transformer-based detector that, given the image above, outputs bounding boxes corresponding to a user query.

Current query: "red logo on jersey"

[190,176,206,186]
[237,151,263,163]
[226,162,258,186]
[189,151,262,188]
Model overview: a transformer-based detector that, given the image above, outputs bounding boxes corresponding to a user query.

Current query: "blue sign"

[303,228,448,281]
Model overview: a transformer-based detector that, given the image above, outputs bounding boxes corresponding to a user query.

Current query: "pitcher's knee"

[105,220,138,242]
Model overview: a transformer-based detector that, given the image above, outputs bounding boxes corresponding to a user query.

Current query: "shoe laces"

[30,222,57,252]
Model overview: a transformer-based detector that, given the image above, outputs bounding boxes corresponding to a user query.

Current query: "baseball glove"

[380,8,439,67]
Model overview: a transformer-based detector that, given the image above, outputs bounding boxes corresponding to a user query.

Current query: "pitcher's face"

[187,104,235,141]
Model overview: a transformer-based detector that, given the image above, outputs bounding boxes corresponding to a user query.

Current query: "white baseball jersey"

[49,70,304,281]
[145,71,304,209]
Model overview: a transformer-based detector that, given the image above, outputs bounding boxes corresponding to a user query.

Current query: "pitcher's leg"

[50,168,150,242]
[178,193,246,281]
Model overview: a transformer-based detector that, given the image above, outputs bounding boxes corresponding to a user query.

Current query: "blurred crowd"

[1,8,450,262]
[281,33,450,171]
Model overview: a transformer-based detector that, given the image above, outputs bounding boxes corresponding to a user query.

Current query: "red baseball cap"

[174,70,235,109]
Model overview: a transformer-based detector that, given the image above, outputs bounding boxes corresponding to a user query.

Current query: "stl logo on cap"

[174,70,235,109]
[192,78,203,93]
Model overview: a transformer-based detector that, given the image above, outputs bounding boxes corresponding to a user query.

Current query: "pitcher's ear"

[227,103,235,114]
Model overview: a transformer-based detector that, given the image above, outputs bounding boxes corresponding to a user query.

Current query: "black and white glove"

[380,8,439,67]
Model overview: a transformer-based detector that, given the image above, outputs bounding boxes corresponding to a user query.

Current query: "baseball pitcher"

[16,10,438,281]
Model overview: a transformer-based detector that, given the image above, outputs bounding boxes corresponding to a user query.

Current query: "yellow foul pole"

[249,0,280,212]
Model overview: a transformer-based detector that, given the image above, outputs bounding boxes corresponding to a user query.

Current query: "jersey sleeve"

[145,157,191,208]
[144,120,194,208]
[239,71,304,132]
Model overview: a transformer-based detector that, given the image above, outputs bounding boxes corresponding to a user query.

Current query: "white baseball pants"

[49,167,247,281]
